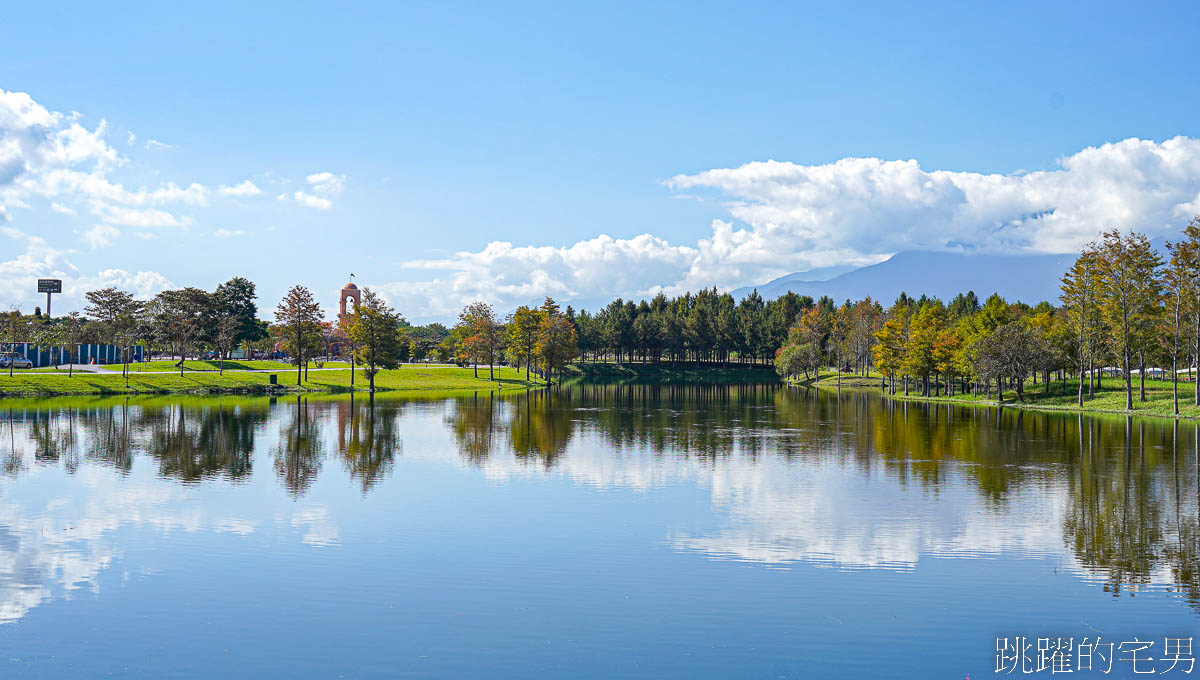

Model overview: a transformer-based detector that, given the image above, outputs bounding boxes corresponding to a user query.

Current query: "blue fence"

[3,343,144,367]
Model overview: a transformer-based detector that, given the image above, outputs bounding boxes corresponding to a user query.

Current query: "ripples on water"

[0,385,1197,678]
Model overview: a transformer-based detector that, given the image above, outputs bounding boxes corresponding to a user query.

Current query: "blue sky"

[2,1,1199,321]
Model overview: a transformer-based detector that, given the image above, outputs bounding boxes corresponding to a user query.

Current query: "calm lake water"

[0,384,1197,678]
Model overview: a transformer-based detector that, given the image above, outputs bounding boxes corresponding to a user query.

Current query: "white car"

[0,356,33,369]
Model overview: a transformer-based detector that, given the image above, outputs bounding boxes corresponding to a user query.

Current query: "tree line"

[0,277,267,379]
[774,216,1200,415]
[269,286,580,390]
[6,215,1199,409]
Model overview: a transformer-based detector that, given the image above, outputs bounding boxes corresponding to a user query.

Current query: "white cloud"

[306,171,344,194]
[293,190,332,210]
[283,172,345,209]
[291,505,340,547]
[379,136,1200,319]
[0,226,172,309]
[213,228,247,239]
[0,90,270,237]
[30,172,210,209]
[71,269,173,300]
[384,233,696,317]
[461,413,1124,577]
[82,224,119,248]
[140,181,207,205]
[0,90,119,200]
[126,131,136,146]
[667,136,1200,258]
[144,139,174,151]
[91,204,190,228]
[217,180,262,197]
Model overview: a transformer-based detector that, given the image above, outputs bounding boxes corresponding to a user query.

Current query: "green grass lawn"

[0,365,542,396]
[794,369,881,388]
[119,359,352,372]
[811,370,1200,420]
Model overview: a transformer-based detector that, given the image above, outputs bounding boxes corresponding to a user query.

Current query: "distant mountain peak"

[731,248,1074,305]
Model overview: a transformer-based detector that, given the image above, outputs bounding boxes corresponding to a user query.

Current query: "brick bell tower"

[338,280,361,324]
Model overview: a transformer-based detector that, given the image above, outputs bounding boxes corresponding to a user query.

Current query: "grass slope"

[0,366,541,396]
[808,370,1200,420]
[119,359,350,372]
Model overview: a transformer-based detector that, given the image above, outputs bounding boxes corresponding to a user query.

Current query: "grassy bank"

[565,361,780,384]
[0,388,534,414]
[119,359,347,372]
[0,366,542,397]
[804,369,1200,420]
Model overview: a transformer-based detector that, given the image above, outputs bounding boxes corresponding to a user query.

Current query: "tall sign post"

[37,279,62,319]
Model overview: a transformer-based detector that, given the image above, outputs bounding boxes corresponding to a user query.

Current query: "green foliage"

[343,288,404,392]
[536,299,577,384]
[214,276,267,346]
[274,285,323,386]
[506,305,545,378]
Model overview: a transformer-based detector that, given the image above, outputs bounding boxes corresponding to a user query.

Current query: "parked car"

[0,353,34,369]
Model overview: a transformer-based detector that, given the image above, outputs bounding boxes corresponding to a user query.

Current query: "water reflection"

[274,396,323,497]
[0,385,1198,626]
[338,394,401,494]
[144,403,261,482]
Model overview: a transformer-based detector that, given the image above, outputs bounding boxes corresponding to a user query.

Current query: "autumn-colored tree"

[872,306,910,394]
[932,326,962,396]
[274,285,323,386]
[506,305,546,380]
[830,302,852,387]
[795,307,826,378]
[456,301,503,380]
[536,303,577,385]
[849,297,880,376]
[902,302,946,396]
[1060,244,1099,406]
[1169,216,1200,408]
[1165,227,1199,414]
[974,322,1045,403]
[1094,230,1163,410]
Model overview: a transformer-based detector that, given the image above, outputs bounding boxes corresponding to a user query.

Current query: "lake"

[0,384,1196,678]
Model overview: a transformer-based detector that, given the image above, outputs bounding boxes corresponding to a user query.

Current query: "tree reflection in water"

[1,386,1198,605]
[337,394,401,495]
[275,395,324,497]
[446,392,502,466]
[144,402,261,482]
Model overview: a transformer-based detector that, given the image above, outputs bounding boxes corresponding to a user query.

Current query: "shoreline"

[797,373,1200,422]
[564,362,780,384]
[0,365,545,397]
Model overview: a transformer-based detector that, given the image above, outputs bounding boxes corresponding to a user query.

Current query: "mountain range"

[730,249,1079,306]
[731,237,1174,305]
